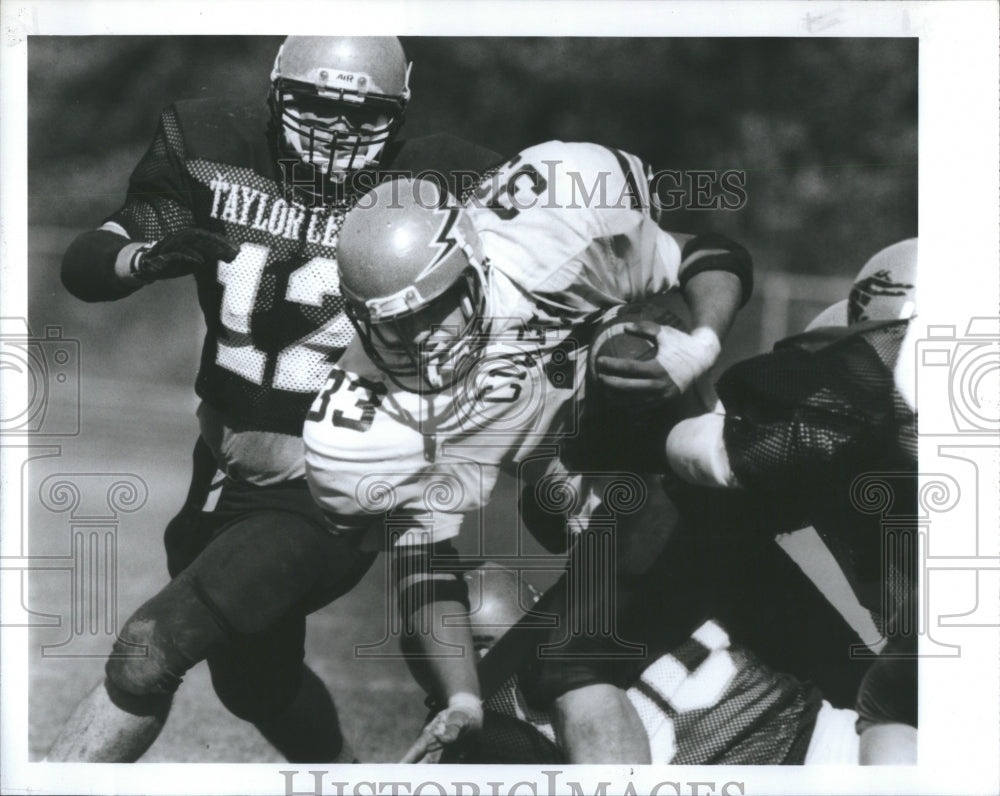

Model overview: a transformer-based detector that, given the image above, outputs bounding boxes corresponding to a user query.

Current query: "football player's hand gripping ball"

[594,320,721,401]
[133,228,240,282]
[399,694,483,764]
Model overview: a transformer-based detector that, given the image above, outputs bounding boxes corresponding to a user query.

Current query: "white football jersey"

[303,142,683,548]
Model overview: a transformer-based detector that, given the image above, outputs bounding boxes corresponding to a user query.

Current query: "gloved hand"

[593,321,721,401]
[132,228,240,282]
[399,693,483,764]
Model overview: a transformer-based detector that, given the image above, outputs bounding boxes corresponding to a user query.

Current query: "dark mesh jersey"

[715,318,917,623]
[106,99,500,436]
[476,620,821,765]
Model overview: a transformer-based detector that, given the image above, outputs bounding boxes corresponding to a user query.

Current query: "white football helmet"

[337,177,489,391]
[805,299,848,331]
[848,238,917,324]
[464,563,542,658]
[269,36,411,182]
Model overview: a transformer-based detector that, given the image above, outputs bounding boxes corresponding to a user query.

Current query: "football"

[580,291,706,472]
[592,323,659,362]
[590,292,692,367]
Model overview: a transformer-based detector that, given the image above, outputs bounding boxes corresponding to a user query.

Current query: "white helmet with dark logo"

[848,238,917,324]
[337,177,489,390]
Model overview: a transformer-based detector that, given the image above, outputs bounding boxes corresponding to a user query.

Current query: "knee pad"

[106,572,229,697]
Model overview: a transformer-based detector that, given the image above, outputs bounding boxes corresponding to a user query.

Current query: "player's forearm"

[681,269,743,344]
[395,544,480,704]
[61,227,147,302]
[401,597,481,702]
[676,232,752,342]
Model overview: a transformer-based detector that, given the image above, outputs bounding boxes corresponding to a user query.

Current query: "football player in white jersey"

[303,141,753,761]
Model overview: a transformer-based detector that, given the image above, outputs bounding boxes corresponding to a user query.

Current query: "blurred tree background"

[28,36,916,384]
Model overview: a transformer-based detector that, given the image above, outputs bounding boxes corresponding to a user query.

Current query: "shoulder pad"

[170,98,273,172]
[516,140,629,174]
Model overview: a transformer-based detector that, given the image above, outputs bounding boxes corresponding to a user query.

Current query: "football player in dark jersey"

[436,364,874,765]
[49,36,501,763]
[663,239,918,763]
[438,563,860,765]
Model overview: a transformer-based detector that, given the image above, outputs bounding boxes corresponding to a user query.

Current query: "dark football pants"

[106,461,376,723]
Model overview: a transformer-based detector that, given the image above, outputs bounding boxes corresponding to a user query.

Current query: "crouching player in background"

[662,239,919,763]
[303,141,753,763]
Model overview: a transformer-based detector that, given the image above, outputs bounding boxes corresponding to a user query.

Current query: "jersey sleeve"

[104,104,199,242]
[60,105,201,303]
[469,141,683,321]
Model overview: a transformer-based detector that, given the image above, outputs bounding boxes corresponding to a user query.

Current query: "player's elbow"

[60,241,100,302]
[678,233,754,309]
[60,229,133,302]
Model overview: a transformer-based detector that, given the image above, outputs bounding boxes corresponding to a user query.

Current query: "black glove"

[133,228,239,282]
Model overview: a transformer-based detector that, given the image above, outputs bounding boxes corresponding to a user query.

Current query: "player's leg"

[46,447,220,763]
[47,477,374,763]
[207,618,357,763]
[44,679,172,762]
[45,561,224,762]
[184,480,377,761]
[518,477,709,763]
[552,684,650,763]
[256,663,359,764]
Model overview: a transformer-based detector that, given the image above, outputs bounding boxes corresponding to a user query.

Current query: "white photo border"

[2,2,998,795]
